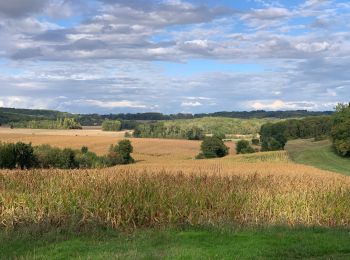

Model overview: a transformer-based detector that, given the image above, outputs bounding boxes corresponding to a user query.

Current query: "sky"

[0,0,349,114]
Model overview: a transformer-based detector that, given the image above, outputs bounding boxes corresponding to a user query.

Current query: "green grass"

[2,227,350,259]
[286,139,350,175]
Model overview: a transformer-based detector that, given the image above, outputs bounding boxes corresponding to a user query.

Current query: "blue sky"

[0,0,349,113]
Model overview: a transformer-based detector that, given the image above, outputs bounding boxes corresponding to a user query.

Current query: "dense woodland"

[11,118,82,130]
[259,116,332,151]
[260,105,350,158]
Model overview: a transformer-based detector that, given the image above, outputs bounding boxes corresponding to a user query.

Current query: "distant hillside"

[0,107,333,126]
[0,107,74,125]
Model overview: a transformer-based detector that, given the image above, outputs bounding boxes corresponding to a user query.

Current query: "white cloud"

[84,99,148,109]
[181,101,202,107]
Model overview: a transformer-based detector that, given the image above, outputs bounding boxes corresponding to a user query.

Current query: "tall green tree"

[331,103,350,157]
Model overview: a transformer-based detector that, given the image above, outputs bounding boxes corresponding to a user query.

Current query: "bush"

[0,141,135,170]
[197,136,229,159]
[236,140,255,154]
[75,151,101,169]
[252,138,260,145]
[59,148,78,169]
[331,103,350,157]
[108,140,135,165]
[0,142,36,169]
[124,131,132,138]
[81,146,89,154]
[0,143,16,169]
[34,145,61,168]
[14,142,36,169]
[102,120,122,131]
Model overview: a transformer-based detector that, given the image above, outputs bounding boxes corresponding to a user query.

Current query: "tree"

[260,122,288,151]
[185,126,205,140]
[331,103,350,157]
[14,142,36,169]
[236,140,255,154]
[102,120,122,131]
[108,140,134,165]
[197,136,229,159]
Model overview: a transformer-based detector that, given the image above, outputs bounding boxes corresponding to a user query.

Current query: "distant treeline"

[0,107,333,127]
[80,110,333,124]
[11,118,82,130]
[260,116,333,151]
[132,117,278,140]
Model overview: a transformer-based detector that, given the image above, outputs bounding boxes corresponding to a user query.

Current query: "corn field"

[1,131,350,231]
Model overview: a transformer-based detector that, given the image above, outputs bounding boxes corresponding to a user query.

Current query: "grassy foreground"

[2,227,350,259]
[286,139,350,175]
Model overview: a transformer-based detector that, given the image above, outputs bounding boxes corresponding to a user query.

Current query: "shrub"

[108,140,135,165]
[75,151,101,169]
[102,120,122,131]
[236,140,255,154]
[14,142,36,169]
[197,136,229,159]
[81,146,89,154]
[0,142,36,169]
[252,138,260,145]
[34,145,62,168]
[0,143,16,169]
[59,148,78,169]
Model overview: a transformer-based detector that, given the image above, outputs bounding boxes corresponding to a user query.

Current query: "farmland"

[1,128,350,258]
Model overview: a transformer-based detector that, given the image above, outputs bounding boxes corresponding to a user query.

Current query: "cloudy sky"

[0,0,349,114]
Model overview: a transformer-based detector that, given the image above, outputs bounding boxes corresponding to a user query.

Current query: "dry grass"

[1,130,350,231]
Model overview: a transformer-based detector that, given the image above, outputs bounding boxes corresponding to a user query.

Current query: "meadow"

[286,139,350,176]
[1,128,350,258]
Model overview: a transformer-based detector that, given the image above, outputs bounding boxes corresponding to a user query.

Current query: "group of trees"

[0,140,134,170]
[102,120,122,131]
[11,118,82,130]
[331,103,350,157]
[133,122,206,140]
[259,116,332,151]
[196,136,229,159]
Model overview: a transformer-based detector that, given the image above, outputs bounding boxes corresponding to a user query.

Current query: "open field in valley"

[1,128,350,258]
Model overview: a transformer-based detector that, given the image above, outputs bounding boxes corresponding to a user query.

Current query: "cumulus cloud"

[0,0,349,113]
